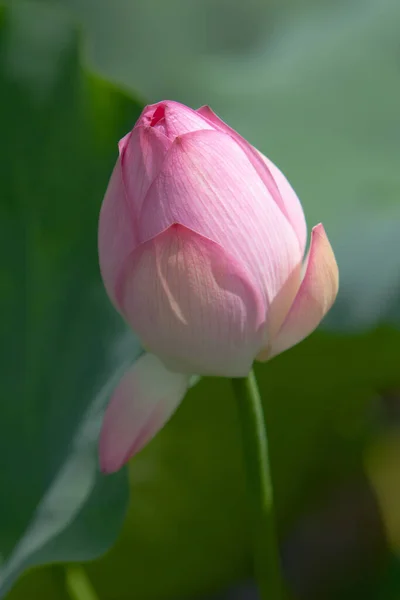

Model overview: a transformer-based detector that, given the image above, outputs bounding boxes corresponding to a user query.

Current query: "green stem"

[232,369,285,600]
[65,566,100,600]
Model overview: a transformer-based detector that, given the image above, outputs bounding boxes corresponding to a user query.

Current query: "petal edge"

[197,105,306,249]
[259,224,339,360]
[123,224,266,377]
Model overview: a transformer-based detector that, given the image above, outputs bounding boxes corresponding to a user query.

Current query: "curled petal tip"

[260,223,338,360]
[312,222,326,238]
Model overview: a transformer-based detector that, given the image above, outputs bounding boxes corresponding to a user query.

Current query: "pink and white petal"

[99,353,190,474]
[197,106,307,253]
[258,224,339,360]
[196,105,250,140]
[264,262,302,342]
[139,129,301,311]
[196,105,283,209]
[98,160,138,310]
[118,131,131,155]
[120,125,170,215]
[257,153,307,253]
[122,224,266,377]
[162,101,215,138]
[138,101,214,140]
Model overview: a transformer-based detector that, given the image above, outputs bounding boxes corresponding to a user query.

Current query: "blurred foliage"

[0,1,141,595]
[1,0,400,599]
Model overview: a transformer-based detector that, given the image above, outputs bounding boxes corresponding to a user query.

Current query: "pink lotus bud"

[98,101,338,473]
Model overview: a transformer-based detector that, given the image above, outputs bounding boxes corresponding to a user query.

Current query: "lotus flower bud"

[98,100,338,472]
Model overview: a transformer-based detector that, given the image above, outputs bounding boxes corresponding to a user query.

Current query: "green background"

[1,0,400,598]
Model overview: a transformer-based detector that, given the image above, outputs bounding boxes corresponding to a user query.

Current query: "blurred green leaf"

[0,1,143,595]
[6,567,69,600]
[374,556,400,599]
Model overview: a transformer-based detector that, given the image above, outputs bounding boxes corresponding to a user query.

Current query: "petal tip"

[99,456,119,476]
[98,354,190,474]
[264,222,338,359]
[311,223,330,245]
[312,222,325,234]
[98,427,127,475]
[311,223,339,298]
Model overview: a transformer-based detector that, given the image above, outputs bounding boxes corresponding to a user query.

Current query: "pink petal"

[257,152,307,253]
[258,224,339,360]
[136,101,213,141]
[121,224,266,377]
[98,160,138,310]
[120,125,170,216]
[197,105,307,253]
[118,131,131,154]
[99,353,190,474]
[139,129,301,313]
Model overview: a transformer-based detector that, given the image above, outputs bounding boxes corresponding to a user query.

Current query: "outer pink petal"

[136,101,214,141]
[258,224,339,360]
[139,129,301,313]
[99,353,190,474]
[257,152,307,253]
[119,125,170,216]
[121,224,266,377]
[98,160,138,309]
[197,105,307,253]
